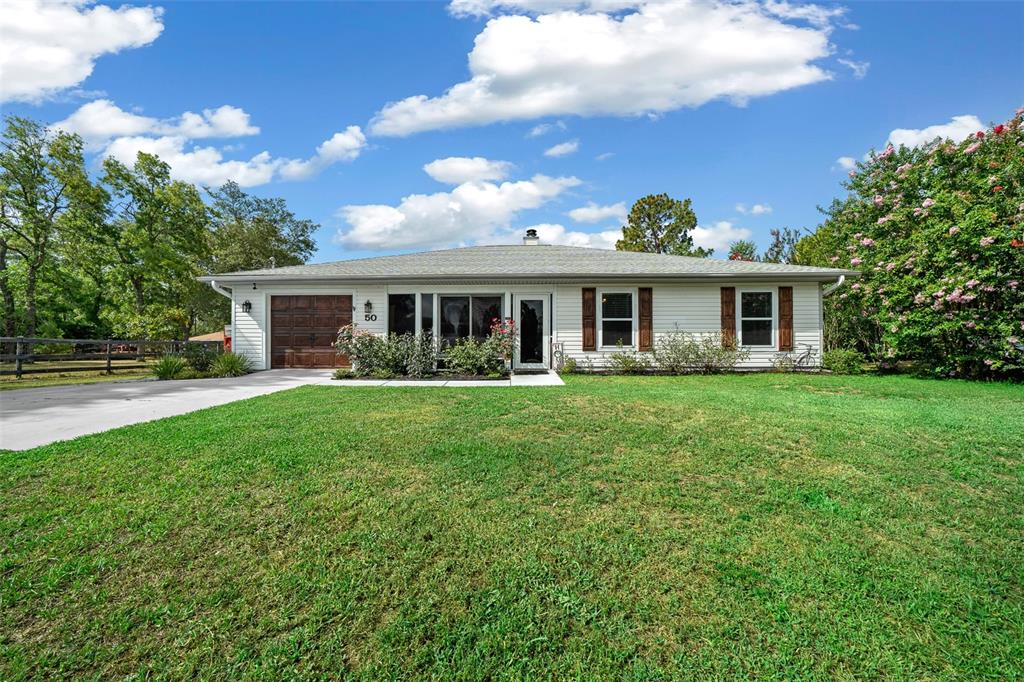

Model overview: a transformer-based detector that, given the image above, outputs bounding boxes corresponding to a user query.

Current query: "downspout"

[822,275,846,297]
[209,279,233,299]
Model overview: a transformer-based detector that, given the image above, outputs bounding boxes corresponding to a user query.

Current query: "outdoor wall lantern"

[363,300,373,314]
[242,300,252,314]
[252,282,258,290]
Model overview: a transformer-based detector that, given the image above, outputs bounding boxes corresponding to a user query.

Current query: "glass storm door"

[514,295,549,370]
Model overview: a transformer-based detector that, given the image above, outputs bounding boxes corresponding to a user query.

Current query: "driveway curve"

[0,370,335,451]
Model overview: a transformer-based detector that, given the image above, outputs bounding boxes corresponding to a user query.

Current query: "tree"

[727,239,757,261]
[795,109,1024,380]
[185,182,319,335]
[616,193,712,257]
[99,152,210,338]
[0,116,96,339]
[762,227,802,264]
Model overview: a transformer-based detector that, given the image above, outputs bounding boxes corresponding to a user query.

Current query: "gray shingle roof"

[201,244,857,282]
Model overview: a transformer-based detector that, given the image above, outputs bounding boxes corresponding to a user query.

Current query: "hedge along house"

[200,230,857,372]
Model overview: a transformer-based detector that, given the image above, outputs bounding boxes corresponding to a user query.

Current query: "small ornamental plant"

[796,108,1024,380]
[489,317,516,363]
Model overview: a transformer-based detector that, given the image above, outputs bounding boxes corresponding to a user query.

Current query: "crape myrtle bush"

[334,319,514,378]
[797,108,1024,380]
[334,325,436,378]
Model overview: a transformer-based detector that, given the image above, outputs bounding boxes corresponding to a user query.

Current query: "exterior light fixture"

[252,282,257,290]
[242,300,252,314]
[363,300,373,314]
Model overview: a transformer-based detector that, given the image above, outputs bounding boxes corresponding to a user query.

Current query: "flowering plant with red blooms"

[794,108,1024,380]
[489,317,516,361]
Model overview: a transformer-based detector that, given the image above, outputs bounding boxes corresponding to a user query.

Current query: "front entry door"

[513,294,550,370]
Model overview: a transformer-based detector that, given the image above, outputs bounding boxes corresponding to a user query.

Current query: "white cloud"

[0,0,164,103]
[422,156,513,184]
[102,125,366,187]
[835,156,856,170]
[837,58,869,79]
[337,173,581,249]
[886,114,984,149]
[484,223,621,249]
[691,220,751,252]
[595,152,615,161]
[54,99,260,149]
[370,1,836,136]
[278,126,367,180]
[104,135,280,188]
[568,201,627,223]
[544,139,579,157]
[527,120,567,137]
[735,202,772,215]
[761,0,850,30]
[449,0,642,17]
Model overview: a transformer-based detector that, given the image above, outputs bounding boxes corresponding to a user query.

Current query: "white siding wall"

[229,279,825,371]
[553,281,823,369]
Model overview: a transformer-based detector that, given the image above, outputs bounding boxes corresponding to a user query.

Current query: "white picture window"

[739,291,774,346]
[600,291,634,347]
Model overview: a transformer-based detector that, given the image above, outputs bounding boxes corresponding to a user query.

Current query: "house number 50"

[364,314,377,322]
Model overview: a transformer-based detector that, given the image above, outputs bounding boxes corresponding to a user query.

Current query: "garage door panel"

[270,295,351,369]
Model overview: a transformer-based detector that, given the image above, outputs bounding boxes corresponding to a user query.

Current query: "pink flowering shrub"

[795,109,1024,380]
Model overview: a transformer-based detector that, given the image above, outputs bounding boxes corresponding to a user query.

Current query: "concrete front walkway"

[0,370,336,451]
[0,370,565,451]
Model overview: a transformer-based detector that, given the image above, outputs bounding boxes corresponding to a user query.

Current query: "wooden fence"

[0,337,224,379]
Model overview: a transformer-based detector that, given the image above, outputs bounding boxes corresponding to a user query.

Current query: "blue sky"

[3,0,1022,262]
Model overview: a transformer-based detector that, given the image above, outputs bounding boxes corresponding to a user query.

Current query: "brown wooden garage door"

[270,295,352,368]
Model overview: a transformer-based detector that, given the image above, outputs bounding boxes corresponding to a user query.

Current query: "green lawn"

[2,375,1022,679]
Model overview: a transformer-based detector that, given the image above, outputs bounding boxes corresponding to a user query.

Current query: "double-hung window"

[739,291,774,347]
[600,291,634,347]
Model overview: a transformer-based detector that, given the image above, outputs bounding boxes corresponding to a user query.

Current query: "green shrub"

[607,341,651,374]
[559,357,578,374]
[444,337,505,376]
[210,352,252,377]
[652,331,750,374]
[332,368,355,380]
[335,325,437,377]
[152,355,186,380]
[182,342,220,372]
[823,348,865,375]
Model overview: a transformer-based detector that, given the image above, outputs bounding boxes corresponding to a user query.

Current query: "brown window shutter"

[582,287,596,351]
[778,286,793,351]
[720,287,736,347]
[638,287,653,351]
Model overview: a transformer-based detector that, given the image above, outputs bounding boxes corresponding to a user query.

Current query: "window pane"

[471,296,502,341]
[741,319,772,346]
[602,320,632,346]
[388,294,416,336]
[420,294,433,334]
[519,299,544,363]
[439,296,469,346]
[741,292,772,318]
[601,292,632,319]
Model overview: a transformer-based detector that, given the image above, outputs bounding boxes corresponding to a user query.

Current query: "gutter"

[198,271,861,285]
[822,275,846,297]
[209,279,233,300]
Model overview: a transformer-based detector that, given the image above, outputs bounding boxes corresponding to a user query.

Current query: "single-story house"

[199,230,857,371]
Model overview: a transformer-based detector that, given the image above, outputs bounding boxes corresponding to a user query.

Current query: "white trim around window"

[597,288,638,349]
[736,288,777,348]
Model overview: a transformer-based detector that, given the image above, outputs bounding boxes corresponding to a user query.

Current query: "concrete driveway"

[0,370,335,451]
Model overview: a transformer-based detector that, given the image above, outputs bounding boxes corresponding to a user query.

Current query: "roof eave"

[199,270,859,284]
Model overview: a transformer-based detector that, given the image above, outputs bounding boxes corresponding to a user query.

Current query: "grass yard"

[1,374,1022,679]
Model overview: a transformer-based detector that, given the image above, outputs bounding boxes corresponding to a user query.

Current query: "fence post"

[15,336,23,379]
[105,341,113,374]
